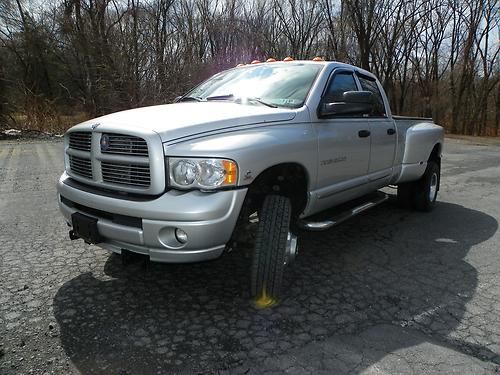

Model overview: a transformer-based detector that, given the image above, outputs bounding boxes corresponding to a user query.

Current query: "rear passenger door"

[357,73,396,184]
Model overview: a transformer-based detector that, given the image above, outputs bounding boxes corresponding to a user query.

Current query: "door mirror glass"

[319,91,374,117]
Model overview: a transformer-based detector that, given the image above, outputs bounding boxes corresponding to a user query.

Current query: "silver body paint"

[57,61,444,262]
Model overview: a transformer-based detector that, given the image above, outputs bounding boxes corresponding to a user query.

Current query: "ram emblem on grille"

[100,134,110,152]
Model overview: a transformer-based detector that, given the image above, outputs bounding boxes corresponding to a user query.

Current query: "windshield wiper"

[245,97,278,108]
[206,94,278,108]
[206,94,235,101]
[177,96,202,102]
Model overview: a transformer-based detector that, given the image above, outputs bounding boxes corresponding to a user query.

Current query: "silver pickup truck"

[57,60,444,306]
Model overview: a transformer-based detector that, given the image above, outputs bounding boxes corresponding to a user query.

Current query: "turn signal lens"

[223,160,237,185]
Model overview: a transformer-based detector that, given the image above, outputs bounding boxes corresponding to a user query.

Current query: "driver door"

[314,70,371,196]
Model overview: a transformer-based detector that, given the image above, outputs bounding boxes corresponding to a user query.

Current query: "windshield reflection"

[185,63,323,109]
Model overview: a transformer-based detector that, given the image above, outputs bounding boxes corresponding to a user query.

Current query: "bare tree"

[0,0,498,135]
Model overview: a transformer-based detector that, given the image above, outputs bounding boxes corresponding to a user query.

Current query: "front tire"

[251,195,292,308]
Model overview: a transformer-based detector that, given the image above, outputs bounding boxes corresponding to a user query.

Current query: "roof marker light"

[266,58,276,62]
[236,63,245,67]
[283,57,294,62]
[251,60,261,64]
[312,56,324,61]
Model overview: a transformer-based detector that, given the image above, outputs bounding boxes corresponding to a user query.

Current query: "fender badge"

[91,123,100,130]
[244,170,253,181]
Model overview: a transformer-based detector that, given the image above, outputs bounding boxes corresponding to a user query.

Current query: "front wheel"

[250,195,296,308]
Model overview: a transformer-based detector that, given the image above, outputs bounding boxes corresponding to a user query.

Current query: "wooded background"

[0,0,498,135]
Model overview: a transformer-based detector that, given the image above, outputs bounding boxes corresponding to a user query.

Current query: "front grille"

[101,162,151,188]
[69,155,93,179]
[69,132,92,151]
[65,131,160,193]
[101,134,148,156]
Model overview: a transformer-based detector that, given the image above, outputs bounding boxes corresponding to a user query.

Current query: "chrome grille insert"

[69,132,92,151]
[101,162,151,188]
[65,130,162,194]
[101,134,148,156]
[69,155,93,179]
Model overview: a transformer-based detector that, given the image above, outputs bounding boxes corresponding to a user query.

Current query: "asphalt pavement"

[0,138,499,374]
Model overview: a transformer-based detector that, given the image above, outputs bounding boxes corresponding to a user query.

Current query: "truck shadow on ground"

[53,199,498,374]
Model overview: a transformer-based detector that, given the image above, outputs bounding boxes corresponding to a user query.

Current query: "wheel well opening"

[429,143,442,163]
[244,163,309,218]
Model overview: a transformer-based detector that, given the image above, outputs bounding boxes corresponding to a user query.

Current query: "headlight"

[168,157,238,190]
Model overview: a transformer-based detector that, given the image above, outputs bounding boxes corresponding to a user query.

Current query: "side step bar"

[298,192,389,231]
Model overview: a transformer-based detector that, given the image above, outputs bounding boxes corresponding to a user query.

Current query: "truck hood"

[75,102,296,142]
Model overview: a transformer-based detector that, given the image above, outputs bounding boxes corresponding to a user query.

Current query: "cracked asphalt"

[0,137,499,374]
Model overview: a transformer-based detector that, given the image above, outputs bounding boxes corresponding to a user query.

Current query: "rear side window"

[358,76,386,116]
[325,72,358,102]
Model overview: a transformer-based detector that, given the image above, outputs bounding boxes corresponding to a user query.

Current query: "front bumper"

[57,172,247,262]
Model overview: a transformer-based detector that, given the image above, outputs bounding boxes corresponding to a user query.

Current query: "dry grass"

[7,111,91,135]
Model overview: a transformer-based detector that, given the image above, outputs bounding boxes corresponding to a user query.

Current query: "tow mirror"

[319,91,374,117]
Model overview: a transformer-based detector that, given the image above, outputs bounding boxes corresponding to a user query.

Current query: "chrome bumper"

[57,172,247,263]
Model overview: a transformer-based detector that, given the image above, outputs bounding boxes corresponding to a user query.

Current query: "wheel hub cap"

[429,173,438,201]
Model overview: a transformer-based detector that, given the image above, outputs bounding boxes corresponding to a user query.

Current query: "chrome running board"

[298,192,389,231]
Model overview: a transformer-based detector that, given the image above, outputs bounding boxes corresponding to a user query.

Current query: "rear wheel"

[251,195,296,308]
[397,161,440,211]
[414,161,440,211]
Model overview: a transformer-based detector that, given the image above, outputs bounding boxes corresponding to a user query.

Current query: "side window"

[324,72,358,102]
[358,76,386,117]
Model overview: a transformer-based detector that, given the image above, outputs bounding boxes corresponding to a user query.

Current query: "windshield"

[183,63,323,109]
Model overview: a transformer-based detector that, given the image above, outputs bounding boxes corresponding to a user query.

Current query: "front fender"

[163,123,318,190]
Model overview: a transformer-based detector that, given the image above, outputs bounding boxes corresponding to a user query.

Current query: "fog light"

[175,228,188,244]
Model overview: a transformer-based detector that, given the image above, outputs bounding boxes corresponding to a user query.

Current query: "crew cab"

[57,59,444,307]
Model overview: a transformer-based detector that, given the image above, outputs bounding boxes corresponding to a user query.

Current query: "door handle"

[358,130,371,138]
[387,128,396,135]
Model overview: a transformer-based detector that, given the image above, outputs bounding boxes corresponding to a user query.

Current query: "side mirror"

[319,91,374,117]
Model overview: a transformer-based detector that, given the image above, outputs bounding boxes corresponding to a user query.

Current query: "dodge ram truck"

[57,59,444,306]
